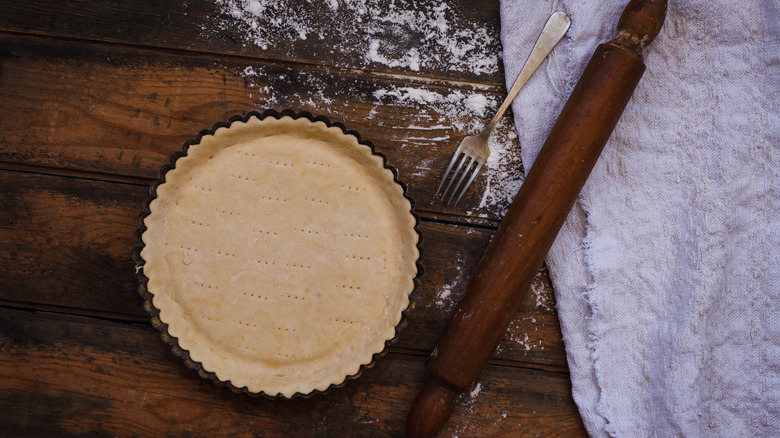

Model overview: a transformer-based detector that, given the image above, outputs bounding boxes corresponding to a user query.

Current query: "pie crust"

[138,112,419,397]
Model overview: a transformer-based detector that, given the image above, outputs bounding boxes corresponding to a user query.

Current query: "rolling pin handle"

[405,376,461,438]
[612,0,668,56]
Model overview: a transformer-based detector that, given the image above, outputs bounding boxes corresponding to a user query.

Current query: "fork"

[435,11,571,206]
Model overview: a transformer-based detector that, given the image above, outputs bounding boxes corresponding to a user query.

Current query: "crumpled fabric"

[499,0,779,435]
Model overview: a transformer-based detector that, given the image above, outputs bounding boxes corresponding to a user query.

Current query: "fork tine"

[447,156,477,204]
[441,154,472,199]
[435,145,465,196]
[451,160,485,206]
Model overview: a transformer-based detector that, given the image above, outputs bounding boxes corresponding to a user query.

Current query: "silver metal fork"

[435,11,571,206]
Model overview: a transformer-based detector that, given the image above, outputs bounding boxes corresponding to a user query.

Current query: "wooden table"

[0,1,586,436]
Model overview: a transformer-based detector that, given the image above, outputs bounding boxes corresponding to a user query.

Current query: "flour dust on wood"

[202,1,526,217]
[208,0,499,77]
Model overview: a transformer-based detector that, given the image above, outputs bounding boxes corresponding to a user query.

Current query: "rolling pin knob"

[613,0,668,56]
[406,376,461,438]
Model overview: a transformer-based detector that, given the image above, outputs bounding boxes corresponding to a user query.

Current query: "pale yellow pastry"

[140,115,419,397]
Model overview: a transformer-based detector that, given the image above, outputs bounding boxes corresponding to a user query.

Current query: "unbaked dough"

[141,115,418,397]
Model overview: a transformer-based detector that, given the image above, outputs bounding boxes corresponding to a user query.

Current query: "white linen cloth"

[499,0,779,436]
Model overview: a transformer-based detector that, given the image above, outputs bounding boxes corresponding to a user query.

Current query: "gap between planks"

[0,29,506,92]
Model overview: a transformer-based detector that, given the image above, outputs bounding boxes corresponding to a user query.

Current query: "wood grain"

[1,0,505,85]
[0,169,566,370]
[0,308,586,437]
[0,1,590,435]
[0,33,523,222]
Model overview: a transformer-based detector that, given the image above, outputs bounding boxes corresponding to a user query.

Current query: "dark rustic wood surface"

[0,1,587,436]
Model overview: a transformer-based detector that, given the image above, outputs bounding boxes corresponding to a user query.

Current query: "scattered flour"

[434,255,465,310]
[245,0,263,15]
[467,94,488,116]
[368,40,418,71]
[242,66,259,76]
[506,318,546,352]
[492,411,508,428]
[469,382,482,398]
[409,157,435,178]
[237,74,523,218]
[212,1,524,217]
[370,84,503,137]
[476,120,524,214]
[451,382,487,437]
[531,276,554,310]
[434,284,453,308]
[207,0,499,75]
[240,66,340,106]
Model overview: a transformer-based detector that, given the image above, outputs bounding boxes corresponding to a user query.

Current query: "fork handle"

[485,12,570,135]
[407,1,667,436]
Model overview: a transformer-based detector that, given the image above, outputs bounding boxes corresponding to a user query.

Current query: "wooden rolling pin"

[406,0,668,436]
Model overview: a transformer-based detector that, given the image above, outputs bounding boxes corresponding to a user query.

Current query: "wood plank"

[1,0,505,85]
[0,35,522,221]
[0,168,566,370]
[0,308,586,437]
[0,35,522,220]
[0,33,524,222]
